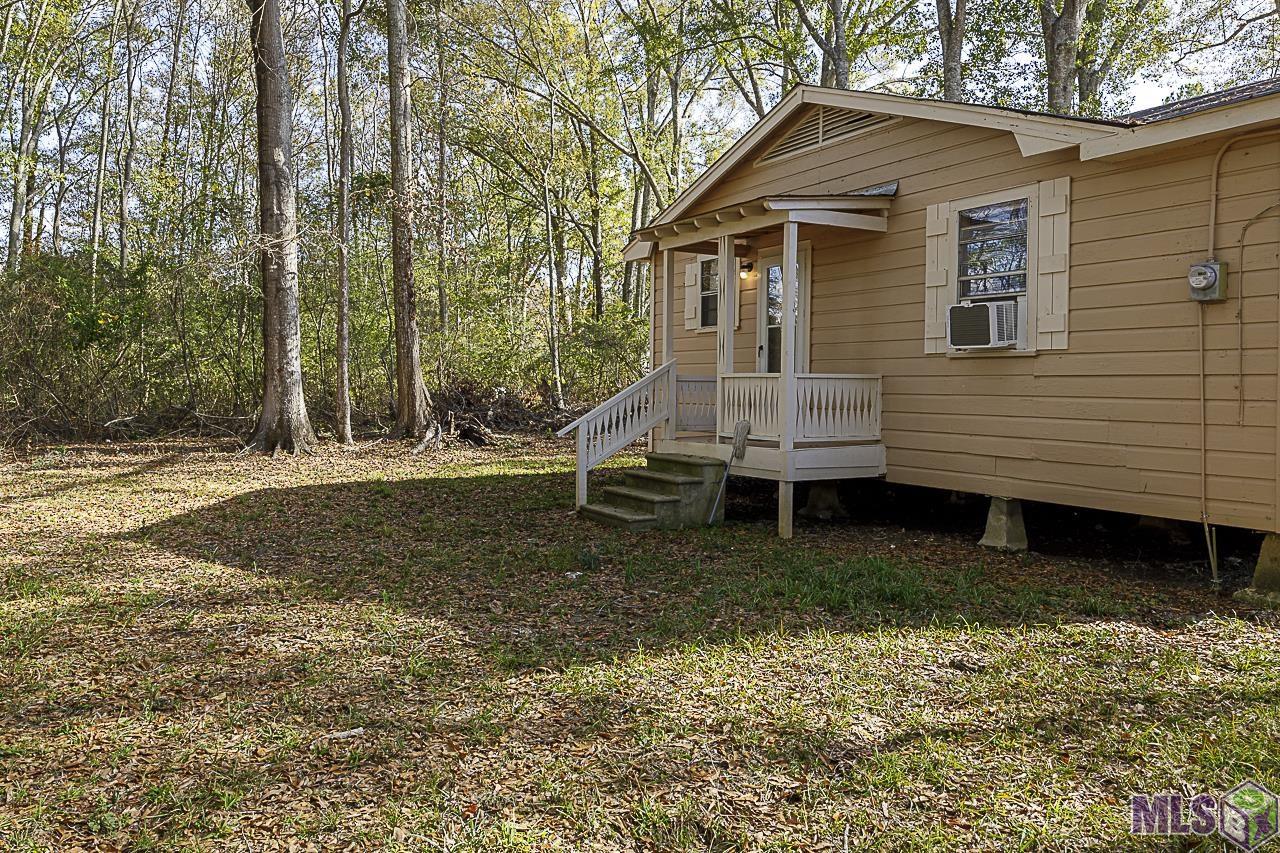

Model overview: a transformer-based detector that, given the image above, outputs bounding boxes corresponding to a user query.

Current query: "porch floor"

[656,434,886,483]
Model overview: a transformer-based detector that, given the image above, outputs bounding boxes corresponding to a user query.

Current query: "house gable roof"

[651,86,1120,227]
[650,79,1280,229]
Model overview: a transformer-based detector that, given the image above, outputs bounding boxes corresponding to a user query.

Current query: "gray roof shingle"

[1122,77,1280,124]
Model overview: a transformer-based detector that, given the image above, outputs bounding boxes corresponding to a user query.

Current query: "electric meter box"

[1188,261,1225,302]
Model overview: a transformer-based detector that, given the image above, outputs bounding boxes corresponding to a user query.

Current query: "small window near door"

[699,258,718,327]
[957,198,1028,299]
[764,264,783,372]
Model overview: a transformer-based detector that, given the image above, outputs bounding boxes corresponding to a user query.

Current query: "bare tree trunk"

[159,0,188,169]
[334,0,355,445]
[936,0,967,100]
[1041,0,1087,113]
[90,0,123,291]
[588,127,603,320]
[829,0,848,88]
[387,0,434,440]
[435,4,449,333]
[118,1,139,271]
[247,0,316,454]
[6,93,41,272]
[542,96,564,409]
[790,0,849,88]
[51,106,67,255]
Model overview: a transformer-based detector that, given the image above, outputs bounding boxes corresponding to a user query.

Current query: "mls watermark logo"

[1131,781,1279,851]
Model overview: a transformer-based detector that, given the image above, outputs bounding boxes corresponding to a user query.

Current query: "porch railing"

[675,376,716,432]
[556,360,676,507]
[720,373,881,442]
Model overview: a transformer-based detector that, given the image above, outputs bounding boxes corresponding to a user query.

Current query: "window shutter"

[924,202,951,354]
[683,260,699,330]
[1036,177,1070,350]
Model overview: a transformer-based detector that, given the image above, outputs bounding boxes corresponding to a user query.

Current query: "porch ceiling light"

[739,261,754,280]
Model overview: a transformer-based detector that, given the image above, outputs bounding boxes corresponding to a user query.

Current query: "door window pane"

[766,264,783,326]
[762,261,799,373]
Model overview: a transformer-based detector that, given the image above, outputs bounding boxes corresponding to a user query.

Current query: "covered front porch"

[562,190,891,537]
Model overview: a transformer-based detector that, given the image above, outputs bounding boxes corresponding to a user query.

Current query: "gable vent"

[757,106,895,164]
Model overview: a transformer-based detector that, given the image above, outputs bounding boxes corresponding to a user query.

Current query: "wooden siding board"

[660,114,1280,530]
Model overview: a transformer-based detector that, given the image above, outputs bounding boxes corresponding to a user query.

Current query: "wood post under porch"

[640,194,892,538]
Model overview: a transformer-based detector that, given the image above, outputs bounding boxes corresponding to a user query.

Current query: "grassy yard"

[1,436,1277,851]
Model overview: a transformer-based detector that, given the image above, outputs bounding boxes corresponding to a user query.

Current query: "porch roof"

[627,184,896,257]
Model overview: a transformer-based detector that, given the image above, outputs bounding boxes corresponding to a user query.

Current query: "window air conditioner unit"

[947,299,1022,350]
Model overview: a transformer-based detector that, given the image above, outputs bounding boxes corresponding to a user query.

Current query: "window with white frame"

[957,198,1029,300]
[699,258,718,328]
[922,178,1072,355]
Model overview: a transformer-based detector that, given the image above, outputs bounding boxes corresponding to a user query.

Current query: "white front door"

[756,245,811,373]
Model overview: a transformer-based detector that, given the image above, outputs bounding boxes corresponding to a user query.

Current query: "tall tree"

[1040,0,1089,112]
[334,0,360,445]
[935,0,967,100]
[387,0,435,441]
[247,0,317,453]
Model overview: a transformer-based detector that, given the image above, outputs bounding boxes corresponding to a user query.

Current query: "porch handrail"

[557,360,676,507]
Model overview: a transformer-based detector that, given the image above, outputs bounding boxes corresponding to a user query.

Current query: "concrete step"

[579,501,658,530]
[601,484,680,516]
[624,468,703,497]
[644,452,725,481]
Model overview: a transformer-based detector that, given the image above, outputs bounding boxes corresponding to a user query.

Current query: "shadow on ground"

[4,444,1277,849]
[130,466,1267,674]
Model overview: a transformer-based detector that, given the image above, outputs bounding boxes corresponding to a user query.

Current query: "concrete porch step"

[623,468,703,496]
[600,484,680,515]
[579,501,658,530]
[644,452,726,480]
[579,452,726,532]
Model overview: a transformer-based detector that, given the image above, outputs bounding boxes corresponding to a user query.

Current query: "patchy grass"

[0,435,1277,851]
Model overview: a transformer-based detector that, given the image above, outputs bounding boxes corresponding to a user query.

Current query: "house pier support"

[1238,533,1280,607]
[779,482,794,539]
[979,497,1027,552]
[799,482,848,521]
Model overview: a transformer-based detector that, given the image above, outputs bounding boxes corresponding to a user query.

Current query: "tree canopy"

[0,0,1272,440]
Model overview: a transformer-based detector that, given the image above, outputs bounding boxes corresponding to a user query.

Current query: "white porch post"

[715,234,736,440]
[660,248,677,440]
[778,220,798,538]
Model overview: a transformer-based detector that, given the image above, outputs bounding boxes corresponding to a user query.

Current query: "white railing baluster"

[557,361,679,507]
[792,374,881,442]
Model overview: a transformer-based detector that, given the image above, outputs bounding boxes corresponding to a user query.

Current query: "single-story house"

[558,78,1280,598]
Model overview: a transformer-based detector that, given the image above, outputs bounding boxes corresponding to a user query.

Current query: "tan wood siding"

[655,115,1280,531]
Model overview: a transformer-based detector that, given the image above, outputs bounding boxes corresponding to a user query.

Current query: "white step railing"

[719,373,881,443]
[557,361,676,507]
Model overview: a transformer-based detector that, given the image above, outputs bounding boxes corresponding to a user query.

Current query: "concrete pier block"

[798,482,848,521]
[1237,532,1280,608]
[979,496,1028,552]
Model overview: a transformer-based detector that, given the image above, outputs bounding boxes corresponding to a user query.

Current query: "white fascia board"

[622,238,655,263]
[1015,134,1080,157]
[1079,98,1280,160]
